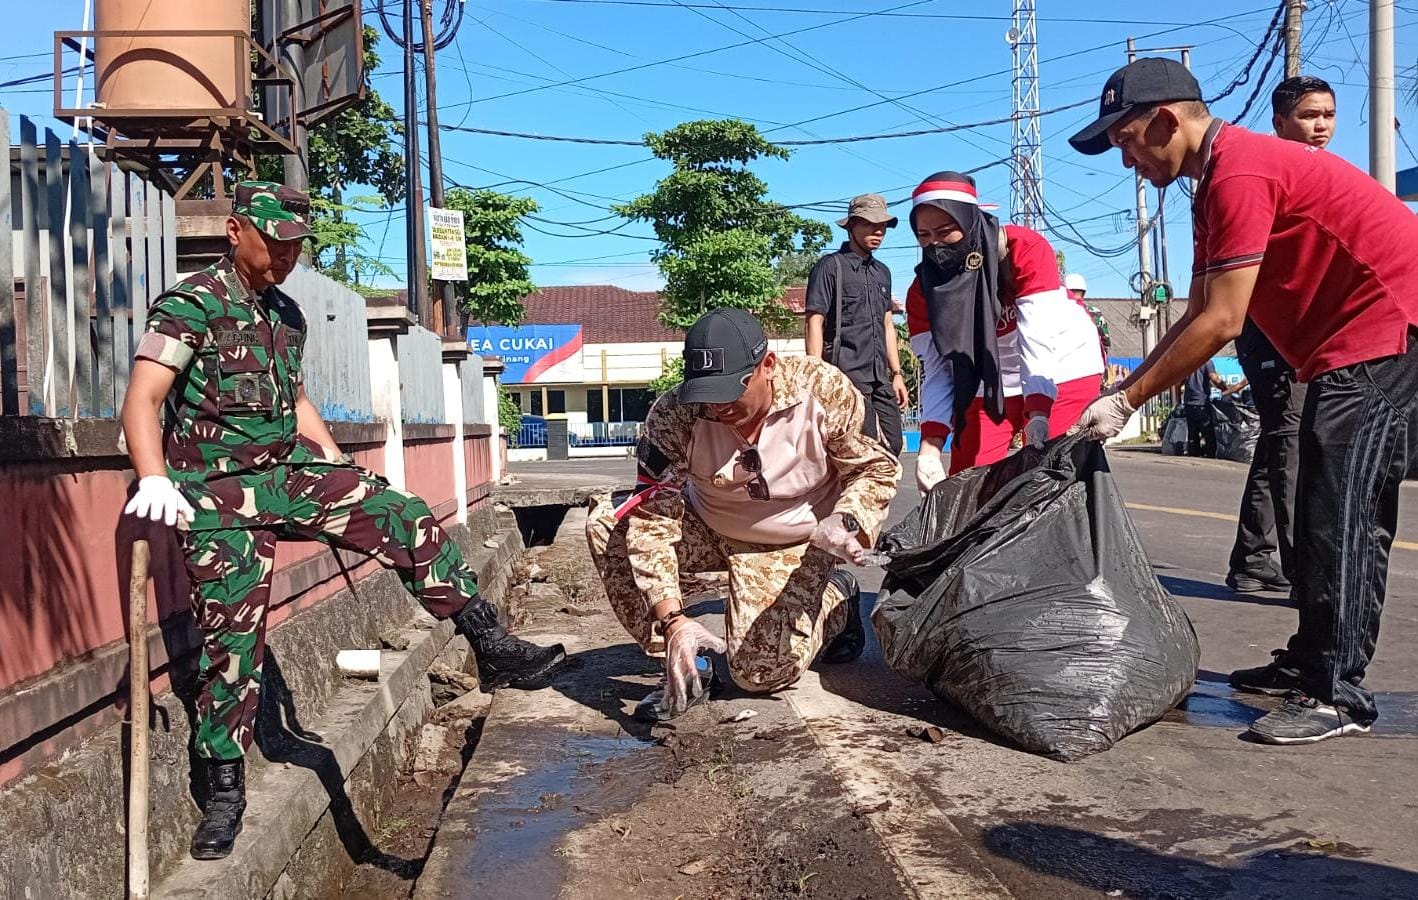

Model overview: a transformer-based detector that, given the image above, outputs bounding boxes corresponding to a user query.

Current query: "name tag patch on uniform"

[215,330,263,347]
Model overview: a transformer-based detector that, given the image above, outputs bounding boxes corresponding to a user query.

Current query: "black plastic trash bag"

[1160,407,1188,456]
[1212,395,1260,464]
[875,437,1199,761]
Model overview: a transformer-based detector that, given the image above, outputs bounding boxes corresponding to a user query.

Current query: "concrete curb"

[149,524,525,900]
[155,615,457,899]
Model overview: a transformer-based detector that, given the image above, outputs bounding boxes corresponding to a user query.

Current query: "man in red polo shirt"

[1069,58,1418,745]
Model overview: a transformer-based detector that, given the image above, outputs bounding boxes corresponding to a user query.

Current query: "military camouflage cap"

[232,181,315,241]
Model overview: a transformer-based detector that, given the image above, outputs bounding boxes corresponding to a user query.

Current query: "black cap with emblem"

[678,307,770,405]
[1069,57,1204,156]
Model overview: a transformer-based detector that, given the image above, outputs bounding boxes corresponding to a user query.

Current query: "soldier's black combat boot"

[190,759,246,860]
[820,570,865,665]
[453,598,566,690]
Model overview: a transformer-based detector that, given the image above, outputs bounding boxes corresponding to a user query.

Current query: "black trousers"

[1184,405,1216,458]
[856,379,903,456]
[1229,366,1308,581]
[1286,332,1418,722]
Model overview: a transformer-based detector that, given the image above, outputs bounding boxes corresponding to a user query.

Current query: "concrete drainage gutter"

[158,612,459,898]
[0,519,525,900]
[155,524,526,899]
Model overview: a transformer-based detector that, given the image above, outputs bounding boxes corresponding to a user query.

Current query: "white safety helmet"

[1064,273,1088,295]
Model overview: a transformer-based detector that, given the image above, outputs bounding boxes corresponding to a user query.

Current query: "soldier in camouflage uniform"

[586,309,899,721]
[120,181,565,861]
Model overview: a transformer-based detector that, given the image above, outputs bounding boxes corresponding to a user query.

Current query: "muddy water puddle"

[1164,680,1418,736]
[442,728,655,900]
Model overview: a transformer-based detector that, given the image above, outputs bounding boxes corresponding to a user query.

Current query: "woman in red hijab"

[906,171,1105,492]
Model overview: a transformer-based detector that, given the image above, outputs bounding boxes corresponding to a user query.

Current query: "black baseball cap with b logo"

[1069,57,1204,156]
[678,308,770,405]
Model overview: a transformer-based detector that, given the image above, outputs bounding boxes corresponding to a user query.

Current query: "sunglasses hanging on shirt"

[738,446,772,501]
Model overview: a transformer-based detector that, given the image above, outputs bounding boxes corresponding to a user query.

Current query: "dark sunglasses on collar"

[739,446,771,501]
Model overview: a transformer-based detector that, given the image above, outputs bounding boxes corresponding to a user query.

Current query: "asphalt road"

[509,449,1418,897]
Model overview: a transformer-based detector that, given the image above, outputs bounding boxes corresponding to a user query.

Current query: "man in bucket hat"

[1069,58,1418,745]
[587,308,899,722]
[120,180,565,860]
[804,193,909,455]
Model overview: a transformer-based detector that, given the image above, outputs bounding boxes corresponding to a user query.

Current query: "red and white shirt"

[907,225,1104,438]
[1192,122,1418,380]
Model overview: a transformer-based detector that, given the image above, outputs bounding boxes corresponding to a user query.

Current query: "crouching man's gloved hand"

[1068,390,1136,442]
[810,512,868,565]
[663,618,727,716]
[123,475,196,528]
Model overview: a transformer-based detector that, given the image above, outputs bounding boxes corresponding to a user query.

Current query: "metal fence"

[1,110,176,418]
[571,421,640,447]
[285,266,375,423]
[514,420,547,448]
[512,420,642,449]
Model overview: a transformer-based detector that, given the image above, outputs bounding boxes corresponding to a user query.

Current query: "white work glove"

[809,512,868,565]
[1024,413,1051,450]
[123,475,196,527]
[664,619,727,716]
[916,451,946,495]
[1068,391,1137,441]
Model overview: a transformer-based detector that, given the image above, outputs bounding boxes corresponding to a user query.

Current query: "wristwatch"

[654,609,686,637]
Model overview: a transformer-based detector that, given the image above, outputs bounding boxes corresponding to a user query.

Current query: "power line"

[1232,28,1286,123]
[436,0,941,112]
[436,98,1095,147]
[769,6,1281,133]
[482,4,868,93]
[523,0,1285,27]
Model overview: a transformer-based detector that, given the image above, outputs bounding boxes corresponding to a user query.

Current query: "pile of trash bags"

[875,437,1199,761]
[1160,397,1260,463]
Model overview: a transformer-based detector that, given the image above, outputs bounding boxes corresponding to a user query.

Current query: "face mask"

[924,241,971,272]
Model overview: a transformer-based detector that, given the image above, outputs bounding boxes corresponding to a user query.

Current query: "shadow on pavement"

[1159,574,1294,608]
[983,821,1418,899]
[255,652,420,879]
[813,591,1021,753]
[547,641,664,740]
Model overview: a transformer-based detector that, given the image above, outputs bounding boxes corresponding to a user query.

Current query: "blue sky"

[5,1,1418,301]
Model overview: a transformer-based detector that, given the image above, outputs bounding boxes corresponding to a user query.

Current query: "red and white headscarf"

[909,171,1007,429]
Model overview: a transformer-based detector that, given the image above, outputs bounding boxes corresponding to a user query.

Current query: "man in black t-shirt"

[805,194,908,455]
[1222,76,1332,595]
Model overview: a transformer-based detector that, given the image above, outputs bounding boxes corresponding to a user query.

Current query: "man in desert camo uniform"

[119,181,565,860]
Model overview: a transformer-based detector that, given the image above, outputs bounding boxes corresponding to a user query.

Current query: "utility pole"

[279,0,309,192]
[1126,38,1156,358]
[402,0,427,318]
[420,0,456,337]
[1284,0,1304,78]
[1009,0,1044,229]
[1370,0,1397,192]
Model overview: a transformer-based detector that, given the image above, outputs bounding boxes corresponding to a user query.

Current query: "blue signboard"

[467,324,584,384]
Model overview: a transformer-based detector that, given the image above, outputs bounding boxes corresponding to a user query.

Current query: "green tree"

[647,357,685,397]
[256,26,404,288]
[614,119,831,333]
[497,383,523,446]
[442,188,539,326]
[895,320,921,416]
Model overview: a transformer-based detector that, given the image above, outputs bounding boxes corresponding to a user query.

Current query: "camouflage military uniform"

[586,356,899,692]
[137,195,479,760]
